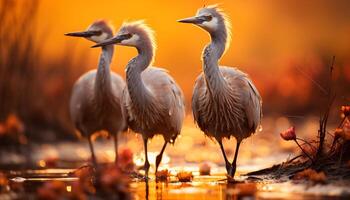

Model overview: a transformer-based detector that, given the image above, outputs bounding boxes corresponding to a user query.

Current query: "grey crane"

[65,20,127,166]
[178,5,262,178]
[93,21,185,177]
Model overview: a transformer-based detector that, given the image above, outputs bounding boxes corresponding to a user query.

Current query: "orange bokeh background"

[34,0,350,109]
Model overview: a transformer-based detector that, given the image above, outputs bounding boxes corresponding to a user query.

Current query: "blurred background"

[0,0,349,170]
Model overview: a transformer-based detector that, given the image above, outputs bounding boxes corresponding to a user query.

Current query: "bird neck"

[95,45,114,99]
[202,31,228,94]
[126,46,154,108]
[210,30,227,59]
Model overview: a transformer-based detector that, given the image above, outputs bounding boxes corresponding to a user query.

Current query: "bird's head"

[92,20,156,52]
[177,5,231,35]
[65,20,114,43]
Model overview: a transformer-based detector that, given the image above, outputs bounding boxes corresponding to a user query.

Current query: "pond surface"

[1,117,350,199]
[2,167,350,200]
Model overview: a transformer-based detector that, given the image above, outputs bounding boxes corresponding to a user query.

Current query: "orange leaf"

[176,171,193,182]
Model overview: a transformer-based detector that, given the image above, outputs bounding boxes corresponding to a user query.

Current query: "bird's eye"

[204,15,212,21]
[125,33,132,39]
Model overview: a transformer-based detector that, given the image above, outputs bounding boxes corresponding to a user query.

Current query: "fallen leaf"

[176,171,193,182]
[0,172,8,188]
[341,105,350,117]
[69,165,95,194]
[37,180,66,200]
[156,169,170,181]
[199,162,211,175]
[0,123,6,136]
[236,183,257,196]
[294,168,327,184]
[118,147,135,171]
[6,114,25,134]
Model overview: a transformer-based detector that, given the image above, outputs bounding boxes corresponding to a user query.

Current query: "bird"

[92,21,185,177]
[178,5,262,178]
[65,20,127,166]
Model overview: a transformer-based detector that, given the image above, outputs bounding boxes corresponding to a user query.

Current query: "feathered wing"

[220,67,262,133]
[192,73,205,127]
[69,70,96,134]
[192,66,262,139]
[70,70,127,135]
[124,67,185,141]
[143,67,185,136]
[245,78,262,132]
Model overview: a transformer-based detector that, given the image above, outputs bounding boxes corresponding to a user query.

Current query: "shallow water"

[1,117,349,199]
[3,168,350,200]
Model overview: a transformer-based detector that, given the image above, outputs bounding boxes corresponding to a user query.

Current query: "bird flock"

[65,5,262,179]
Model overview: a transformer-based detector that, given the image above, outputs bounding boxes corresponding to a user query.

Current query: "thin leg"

[88,135,97,167]
[143,137,150,178]
[218,140,231,174]
[145,177,149,200]
[229,141,242,178]
[155,141,168,173]
[114,133,119,165]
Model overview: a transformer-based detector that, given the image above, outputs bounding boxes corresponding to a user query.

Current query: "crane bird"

[65,20,127,166]
[93,21,185,177]
[178,5,262,178]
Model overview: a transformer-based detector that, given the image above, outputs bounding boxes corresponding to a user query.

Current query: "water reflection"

[3,168,350,200]
[146,179,149,200]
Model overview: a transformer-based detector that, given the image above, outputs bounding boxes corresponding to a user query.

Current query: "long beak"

[64,30,101,37]
[177,16,203,24]
[91,34,128,48]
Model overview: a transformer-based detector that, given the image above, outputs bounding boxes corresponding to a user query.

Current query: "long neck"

[202,30,228,94]
[126,44,154,107]
[95,45,114,99]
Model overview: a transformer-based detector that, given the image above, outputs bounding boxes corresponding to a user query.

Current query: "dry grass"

[248,57,350,181]
[0,1,86,143]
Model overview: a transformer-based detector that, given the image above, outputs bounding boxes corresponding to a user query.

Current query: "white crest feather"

[120,20,157,55]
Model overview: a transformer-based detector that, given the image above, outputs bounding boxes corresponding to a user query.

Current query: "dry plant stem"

[286,154,303,164]
[330,116,347,152]
[317,94,335,159]
[316,57,335,159]
[294,139,314,163]
[114,134,118,165]
[296,138,317,150]
[338,144,345,166]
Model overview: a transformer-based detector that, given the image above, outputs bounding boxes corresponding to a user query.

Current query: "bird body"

[93,21,185,176]
[124,66,184,142]
[192,66,261,142]
[70,69,126,138]
[178,5,262,178]
[66,20,126,165]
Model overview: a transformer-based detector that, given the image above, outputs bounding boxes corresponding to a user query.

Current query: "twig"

[329,116,347,152]
[295,66,328,95]
[294,139,314,163]
[286,154,303,164]
[296,137,317,150]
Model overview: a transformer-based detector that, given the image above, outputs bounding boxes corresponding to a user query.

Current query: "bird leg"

[218,140,231,174]
[143,137,150,178]
[88,135,98,167]
[155,142,168,173]
[229,141,242,178]
[113,133,119,165]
